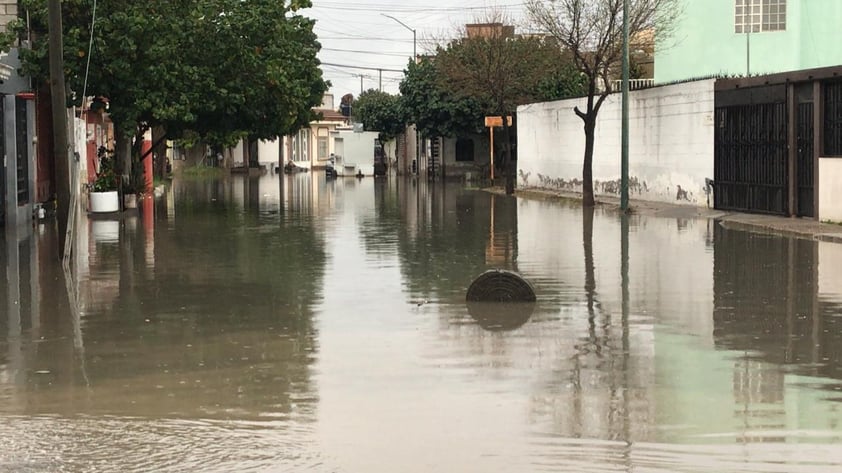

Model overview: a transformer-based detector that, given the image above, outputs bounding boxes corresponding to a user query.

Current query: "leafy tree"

[536,62,588,102]
[15,0,327,175]
[434,25,584,194]
[352,89,405,142]
[399,58,484,141]
[526,0,681,206]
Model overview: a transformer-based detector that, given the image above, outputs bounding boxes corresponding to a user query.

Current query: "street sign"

[484,116,512,128]
[484,116,511,182]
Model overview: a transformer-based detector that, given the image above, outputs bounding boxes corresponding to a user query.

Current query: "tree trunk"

[582,115,596,207]
[502,120,514,195]
[582,205,595,318]
[114,127,134,212]
[152,125,167,179]
[242,138,251,168]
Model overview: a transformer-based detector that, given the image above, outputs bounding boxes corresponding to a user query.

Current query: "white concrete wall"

[231,140,245,166]
[332,131,377,176]
[517,79,716,206]
[819,158,842,223]
[257,138,280,165]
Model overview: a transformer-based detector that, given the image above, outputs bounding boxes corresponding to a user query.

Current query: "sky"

[303,1,529,105]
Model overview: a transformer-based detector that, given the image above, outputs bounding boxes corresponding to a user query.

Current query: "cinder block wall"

[517,79,716,207]
[0,1,17,29]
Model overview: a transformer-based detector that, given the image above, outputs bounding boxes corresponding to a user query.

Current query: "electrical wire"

[321,61,404,72]
[322,47,412,58]
[81,0,98,109]
[311,2,525,13]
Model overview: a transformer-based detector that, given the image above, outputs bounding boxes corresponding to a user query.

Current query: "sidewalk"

[496,187,842,244]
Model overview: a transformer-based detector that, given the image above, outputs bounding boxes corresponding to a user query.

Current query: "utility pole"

[620,0,630,211]
[379,69,382,91]
[49,0,70,258]
[360,74,363,94]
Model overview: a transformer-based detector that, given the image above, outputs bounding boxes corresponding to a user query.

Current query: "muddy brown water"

[2,174,842,472]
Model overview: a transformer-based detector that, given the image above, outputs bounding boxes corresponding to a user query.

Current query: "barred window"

[736,0,786,33]
[825,81,842,157]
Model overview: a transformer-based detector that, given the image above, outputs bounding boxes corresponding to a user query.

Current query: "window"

[825,81,842,156]
[455,138,475,162]
[735,0,785,33]
[293,129,310,162]
[317,128,329,160]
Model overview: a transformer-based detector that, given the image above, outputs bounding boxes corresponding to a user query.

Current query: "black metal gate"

[15,97,28,206]
[0,99,5,226]
[796,102,815,217]
[714,85,789,215]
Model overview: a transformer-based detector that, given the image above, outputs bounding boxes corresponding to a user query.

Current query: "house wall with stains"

[516,79,716,207]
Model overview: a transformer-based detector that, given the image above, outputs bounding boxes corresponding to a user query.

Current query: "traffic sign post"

[484,116,512,182]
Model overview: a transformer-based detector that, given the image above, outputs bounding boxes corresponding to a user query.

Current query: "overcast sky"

[304,1,529,104]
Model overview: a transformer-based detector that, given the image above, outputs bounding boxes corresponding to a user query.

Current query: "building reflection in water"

[0,175,327,423]
[5,175,842,470]
[713,225,842,442]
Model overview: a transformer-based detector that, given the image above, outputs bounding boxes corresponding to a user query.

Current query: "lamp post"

[620,0,630,211]
[382,13,418,175]
[381,13,416,61]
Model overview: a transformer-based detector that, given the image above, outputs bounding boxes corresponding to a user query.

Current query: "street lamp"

[382,13,418,175]
[620,0,630,211]
[381,13,416,61]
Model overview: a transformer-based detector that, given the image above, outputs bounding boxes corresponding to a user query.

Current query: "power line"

[321,61,404,73]
[311,2,525,13]
[318,36,414,42]
[322,47,412,58]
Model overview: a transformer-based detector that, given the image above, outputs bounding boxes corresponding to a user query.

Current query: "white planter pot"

[90,191,119,213]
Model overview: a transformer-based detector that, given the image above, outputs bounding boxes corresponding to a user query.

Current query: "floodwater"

[2,173,842,472]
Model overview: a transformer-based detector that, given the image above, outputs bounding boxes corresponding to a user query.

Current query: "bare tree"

[526,0,681,206]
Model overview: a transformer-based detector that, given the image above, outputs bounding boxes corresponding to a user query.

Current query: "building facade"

[285,93,348,170]
[0,1,36,229]
[656,0,842,83]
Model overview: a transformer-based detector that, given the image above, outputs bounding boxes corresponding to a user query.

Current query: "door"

[796,101,815,217]
[714,85,789,215]
[15,97,29,206]
[0,99,5,225]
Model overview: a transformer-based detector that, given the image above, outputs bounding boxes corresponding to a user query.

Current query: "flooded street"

[3,173,842,472]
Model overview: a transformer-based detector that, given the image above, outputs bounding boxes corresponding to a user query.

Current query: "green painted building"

[655,0,842,83]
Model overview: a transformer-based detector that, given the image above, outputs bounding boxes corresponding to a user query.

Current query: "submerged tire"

[466,269,536,303]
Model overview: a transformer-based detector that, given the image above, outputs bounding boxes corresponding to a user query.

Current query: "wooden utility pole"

[49,0,70,259]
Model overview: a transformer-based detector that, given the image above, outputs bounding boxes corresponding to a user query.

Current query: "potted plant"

[123,159,148,209]
[90,146,120,212]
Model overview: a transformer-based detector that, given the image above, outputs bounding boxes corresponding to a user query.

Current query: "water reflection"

[3,175,842,471]
[465,301,535,331]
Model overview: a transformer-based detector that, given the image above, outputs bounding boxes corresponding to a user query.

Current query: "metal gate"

[714,85,789,215]
[796,102,815,217]
[15,97,28,206]
[0,99,5,226]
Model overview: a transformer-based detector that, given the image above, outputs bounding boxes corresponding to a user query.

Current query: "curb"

[498,186,842,245]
